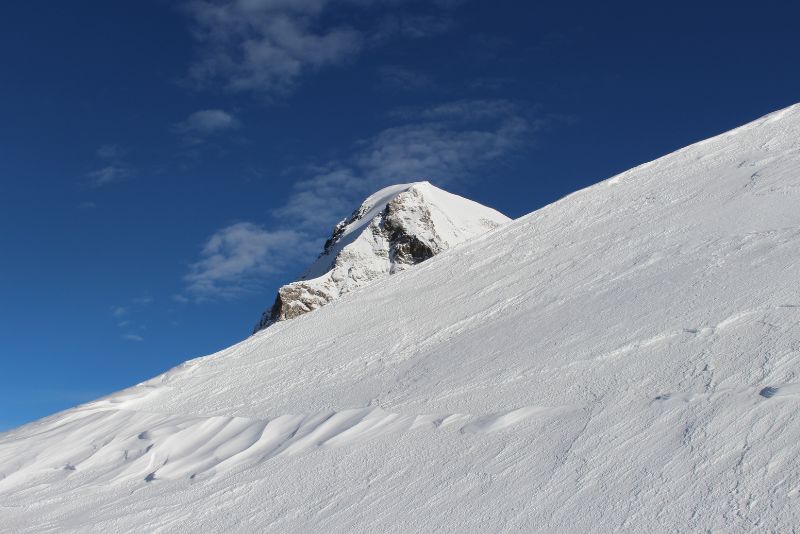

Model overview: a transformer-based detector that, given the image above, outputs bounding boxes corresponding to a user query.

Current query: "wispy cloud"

[184,0,362,96]
[86,144,132,187]
[123,334,145,342]
[182,0,460,97]
[110,305,128,318]
[184,223,313,300]
[175,109,240,144]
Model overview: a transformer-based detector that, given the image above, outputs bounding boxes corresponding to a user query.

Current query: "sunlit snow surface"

[3,104,800,532]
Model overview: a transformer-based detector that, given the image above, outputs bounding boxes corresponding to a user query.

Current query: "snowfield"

[2,104,800,532]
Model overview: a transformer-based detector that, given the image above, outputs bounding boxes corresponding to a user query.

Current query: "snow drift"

[2,104,800,532]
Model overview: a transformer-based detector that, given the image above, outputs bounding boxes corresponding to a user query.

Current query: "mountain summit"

[254,181,510,332]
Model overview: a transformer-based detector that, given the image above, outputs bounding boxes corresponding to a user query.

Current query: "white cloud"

[123,334,145,342]
[182,0,460,96]
[184,222,312,300]
[111,306,128,318]
[184,0,362,95]
[175,109,240,144]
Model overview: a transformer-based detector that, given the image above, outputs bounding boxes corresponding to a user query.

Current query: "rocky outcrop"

[254,181,509,332]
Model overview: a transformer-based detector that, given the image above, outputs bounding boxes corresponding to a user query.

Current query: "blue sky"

[1,0,799,431]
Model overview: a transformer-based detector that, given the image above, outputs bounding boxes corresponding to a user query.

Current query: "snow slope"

[2,104,800,532]
[254,181,509,331]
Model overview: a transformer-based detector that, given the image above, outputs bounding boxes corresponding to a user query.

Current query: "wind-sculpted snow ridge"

[253,181,510,331]
[3,103,800,532]
[0,401,559,489]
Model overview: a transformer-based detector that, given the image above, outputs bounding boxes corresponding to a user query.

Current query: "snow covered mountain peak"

[254,180,510,332]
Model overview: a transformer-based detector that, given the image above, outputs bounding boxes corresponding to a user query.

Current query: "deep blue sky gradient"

[1,0,799,430]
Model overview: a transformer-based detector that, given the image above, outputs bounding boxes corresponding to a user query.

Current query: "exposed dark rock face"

[392,235,436,265]
[383,192,440,269]
[255,283,336,331]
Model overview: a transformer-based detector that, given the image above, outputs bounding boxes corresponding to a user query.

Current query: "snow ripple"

[0,405,560,488]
